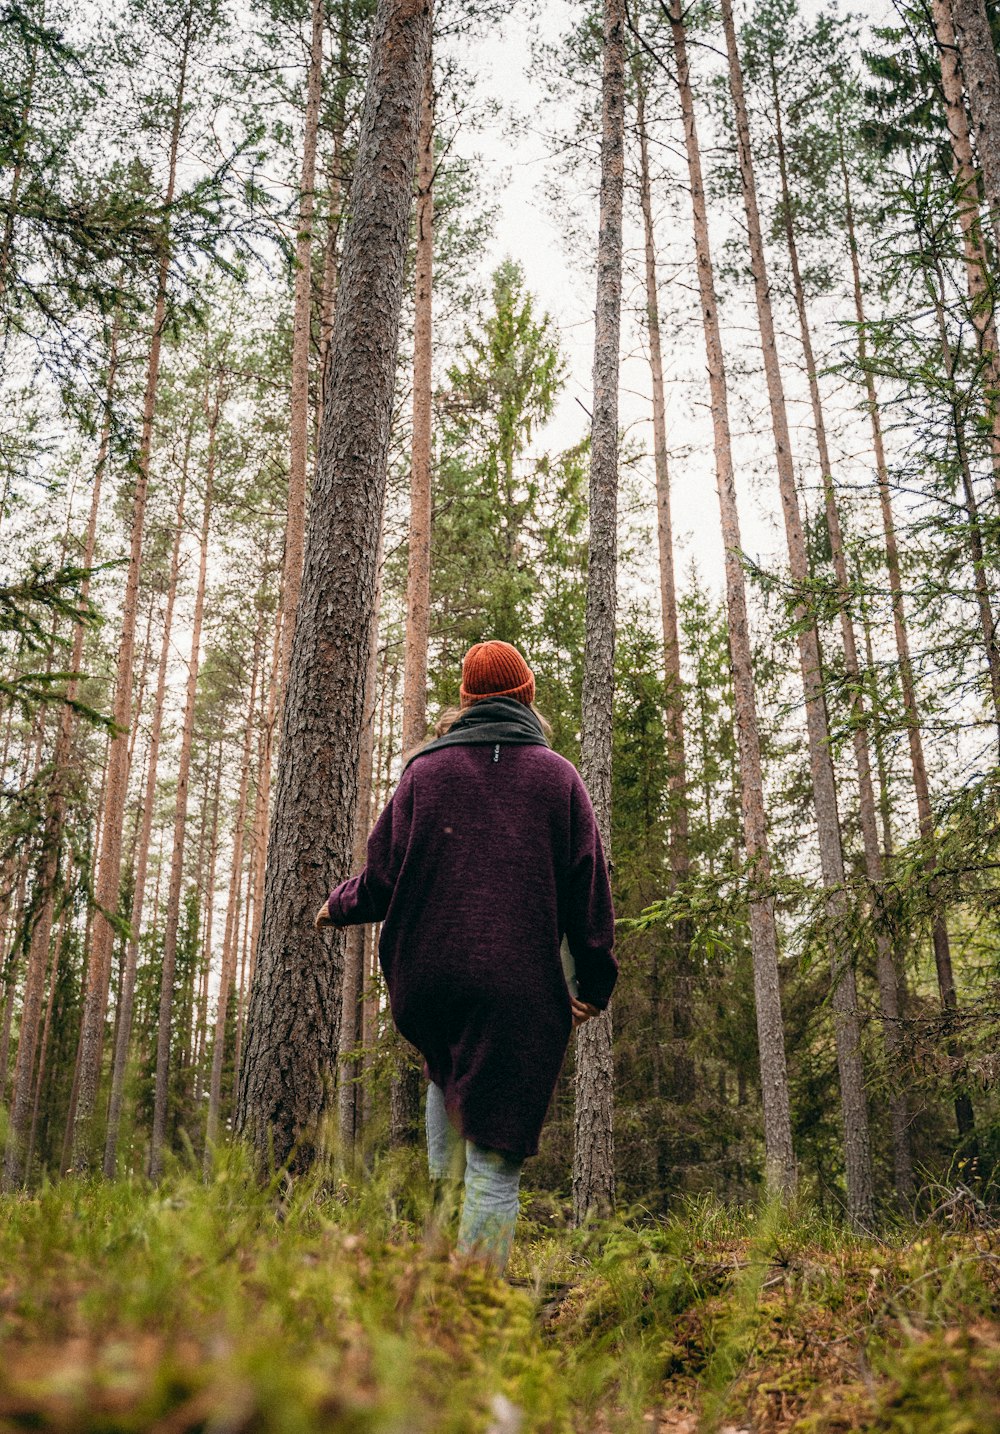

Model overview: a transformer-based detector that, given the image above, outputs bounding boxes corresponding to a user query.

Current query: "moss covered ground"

[1,1152,998,1432]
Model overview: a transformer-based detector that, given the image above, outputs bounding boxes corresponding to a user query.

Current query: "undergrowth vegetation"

[1,1150,998,1433]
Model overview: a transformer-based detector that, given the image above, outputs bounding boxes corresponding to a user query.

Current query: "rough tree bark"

[573,0,625,1227]
[68,12,192,1168]
[722,0,874,1228]
[149,387,218,1180]
[667,0,796,1196]
[841,133,978,1148]
[950,0,1000,234]
[235,0,432,1172]
[770,67,913,1209]
[280,0,326,689]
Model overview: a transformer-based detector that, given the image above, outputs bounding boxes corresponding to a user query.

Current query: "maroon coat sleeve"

[564,773,618,1009]
[326,770,414,926]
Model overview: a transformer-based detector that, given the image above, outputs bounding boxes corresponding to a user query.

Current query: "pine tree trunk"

[841,134,978,1149]
[950,0,1000,233]
[68,17,192,1168]
[205,633,261,1162]
[721,0,874,1228]
[193,744,223,1102]
[149,387,218,1180]
[280,0,326,690]
[103,455,189,1176]
[771,69,913,1209]
[633,59,693,1107]
[573,0,624,1227]
[235,0,432,1172]
[932,0,1000,492]
[667,0,796,1196]
[390,36,434,1146]
[338,566,381,1156]
[3,329,117,1188]
[242,604,283,1059]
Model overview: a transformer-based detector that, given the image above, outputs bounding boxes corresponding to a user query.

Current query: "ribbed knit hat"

[460,640,535,706]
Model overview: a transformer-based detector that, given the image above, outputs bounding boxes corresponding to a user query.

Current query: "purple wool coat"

[326,742,617,1159]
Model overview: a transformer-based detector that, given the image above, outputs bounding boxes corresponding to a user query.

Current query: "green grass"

[1,1153,999,1432]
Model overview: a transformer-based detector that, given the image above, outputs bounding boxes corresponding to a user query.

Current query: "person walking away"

[316,640,618,1272]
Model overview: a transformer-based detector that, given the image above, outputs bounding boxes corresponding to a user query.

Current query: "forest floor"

[1,1148,998,1433]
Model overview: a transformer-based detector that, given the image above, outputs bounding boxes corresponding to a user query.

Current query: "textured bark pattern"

[573,0,624,1226]
[771,78,912,1208]
[104,459,187,1176]
[2,334,116,1189]
[401,48,434,757]
[150,438,214,1180]
[933,0,1000,495]
[68,22,190,1166]
[669,0,796,1195]
[236,0,432,1171]
[722,0,874,1228]
[951,0,1000,233]
[842,138,977,1146]
[281,0,325,689]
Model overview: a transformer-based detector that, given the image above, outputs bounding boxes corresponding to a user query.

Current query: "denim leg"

[425,1083,465,1182]
[457,1141,523,1274]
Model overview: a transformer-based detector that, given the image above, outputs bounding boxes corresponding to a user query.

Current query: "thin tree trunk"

[772,65,912,1208]
[68,16,192,1168]
[666,0,796,1195]
[841,133,978,1148]
[149,385,218,1180]
[193,742,223,1102]
[634,56,693,1107]
[25,891,70,1179]
[950,0,1000,234]
[280,0,326,690]
[337,566,381,1157]
[2,329,117,1188]
[242,601,283,1058]
[236,0,432,1171]
[205,617,263,1161]
[573,0,624,1227]
[721,0,874,1228]
[103,456,189,1177]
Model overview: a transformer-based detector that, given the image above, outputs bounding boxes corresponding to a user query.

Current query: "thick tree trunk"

[235,0,432,1172]
[573,0,624,1227]
[103,455,188,1176]
[68,18,191,1168]
[841,135,978,1148]
[280,0,326,690]
[667,0,796,1196]
[634,59,693,1108]
[772,72,913,1209]
[3,330,116,1188]
[205,627,262,1161]
[722,0,874,1227]
[149,389,218,1180]
[950,0,1000,234]
[932,0,1000,493]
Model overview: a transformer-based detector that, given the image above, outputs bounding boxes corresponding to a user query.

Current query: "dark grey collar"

[404,697,549,770]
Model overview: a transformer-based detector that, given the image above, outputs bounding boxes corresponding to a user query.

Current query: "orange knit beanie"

[460,640,535,706]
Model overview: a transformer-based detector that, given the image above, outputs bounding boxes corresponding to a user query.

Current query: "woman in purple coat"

[315,640,617,1271]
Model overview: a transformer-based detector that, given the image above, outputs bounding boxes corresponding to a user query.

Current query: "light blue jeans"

[425,1082,523,1273]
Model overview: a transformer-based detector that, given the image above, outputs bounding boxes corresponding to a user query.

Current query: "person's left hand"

[570,997,600,1029]
[314,899,335,931]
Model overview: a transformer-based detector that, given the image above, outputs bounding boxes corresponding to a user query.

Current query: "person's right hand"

[571,997,600,1029]
[314,899,335,931]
